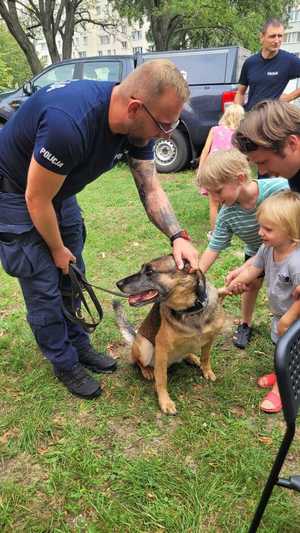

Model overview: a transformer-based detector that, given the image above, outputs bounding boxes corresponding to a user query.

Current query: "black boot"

[54,362,102,398]
[77,345,117,373]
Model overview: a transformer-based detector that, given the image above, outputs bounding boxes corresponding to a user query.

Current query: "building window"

[98,50,103,56]
[79,51,87,57]
[107,49,111,55]
[121,25,127,34]
[100,35,110,45]
[289,9,300,22]
[133,46,143,54]
[132,30,142,41]
[285,32,300,43]
[121,41,128,49]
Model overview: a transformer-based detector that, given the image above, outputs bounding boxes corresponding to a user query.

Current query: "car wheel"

[155,129,190,173]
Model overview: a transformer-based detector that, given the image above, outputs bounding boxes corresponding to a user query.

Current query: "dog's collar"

[169,269,208,318]
[171,295,208,319]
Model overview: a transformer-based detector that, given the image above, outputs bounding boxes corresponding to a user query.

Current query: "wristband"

[170,229,191,246]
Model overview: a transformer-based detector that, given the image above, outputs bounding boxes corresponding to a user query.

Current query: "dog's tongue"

[128,290,158,305]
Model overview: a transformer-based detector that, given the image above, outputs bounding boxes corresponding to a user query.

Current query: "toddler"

[227,191,300,413]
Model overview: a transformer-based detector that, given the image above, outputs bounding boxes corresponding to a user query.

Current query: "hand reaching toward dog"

[218,287,234,298]
[225,280,250,295]
[172,238,199,271]
[225,266,244,285]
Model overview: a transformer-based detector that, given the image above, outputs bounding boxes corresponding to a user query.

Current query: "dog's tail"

[112,300,136,344]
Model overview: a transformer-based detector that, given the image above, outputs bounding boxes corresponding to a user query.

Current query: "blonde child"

[197,104,245,238]
[226,191,300,413]
[197,148,289,349]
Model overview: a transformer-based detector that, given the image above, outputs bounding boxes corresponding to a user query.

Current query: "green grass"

[0,166,299,532]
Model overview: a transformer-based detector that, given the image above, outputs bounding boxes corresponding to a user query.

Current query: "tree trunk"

[61,1,76,59]
[150,12,183,50]
[0,0,42,74]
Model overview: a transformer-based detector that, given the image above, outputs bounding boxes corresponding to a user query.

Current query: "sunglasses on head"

[233,132,259,153]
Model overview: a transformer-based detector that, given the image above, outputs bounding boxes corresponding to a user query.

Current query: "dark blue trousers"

[0,194,90,369]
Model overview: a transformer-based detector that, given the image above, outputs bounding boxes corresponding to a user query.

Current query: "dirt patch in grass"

[106,414,181,459]
[0,453,48,484]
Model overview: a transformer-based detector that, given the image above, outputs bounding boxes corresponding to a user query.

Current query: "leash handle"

[61,263,126,333]
[62,263,104,333]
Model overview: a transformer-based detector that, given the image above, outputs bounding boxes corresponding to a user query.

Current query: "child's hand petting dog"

[225,280,249,295]
[225,266,244,285]
[218,287,234,298]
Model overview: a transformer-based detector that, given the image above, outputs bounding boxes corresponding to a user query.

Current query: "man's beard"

[127,135,149,147]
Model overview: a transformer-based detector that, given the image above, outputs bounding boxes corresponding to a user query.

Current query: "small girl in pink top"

[197,104,245,238]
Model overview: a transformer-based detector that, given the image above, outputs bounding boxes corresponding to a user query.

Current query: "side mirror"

[22,80,34,96]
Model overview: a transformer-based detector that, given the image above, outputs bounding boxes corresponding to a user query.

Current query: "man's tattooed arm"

[128,156,181,237]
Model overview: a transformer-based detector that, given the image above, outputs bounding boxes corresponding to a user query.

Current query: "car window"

[82,61,122,82]
[33,64,76,88]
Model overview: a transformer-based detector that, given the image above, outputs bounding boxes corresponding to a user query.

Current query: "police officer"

[0,59,199,399]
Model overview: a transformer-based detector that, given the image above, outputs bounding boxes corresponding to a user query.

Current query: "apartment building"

[281,6,300,97]
[282,5,300,56]
[36,0,151,65]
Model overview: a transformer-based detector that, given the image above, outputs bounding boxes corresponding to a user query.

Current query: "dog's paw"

[159,397,177,415]
[202,368,216,381]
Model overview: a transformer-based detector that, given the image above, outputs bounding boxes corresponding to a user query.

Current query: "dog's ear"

[195,269,207,305]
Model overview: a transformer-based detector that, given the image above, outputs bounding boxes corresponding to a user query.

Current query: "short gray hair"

[119,59,190,104]
[261,18,283,34]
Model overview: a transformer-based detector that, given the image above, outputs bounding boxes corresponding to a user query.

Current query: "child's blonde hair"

[219,104,245,129]
[257,190,300,243]
[197,148,251,191]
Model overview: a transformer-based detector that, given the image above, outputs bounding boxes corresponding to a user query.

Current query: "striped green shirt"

[208,178,289,257]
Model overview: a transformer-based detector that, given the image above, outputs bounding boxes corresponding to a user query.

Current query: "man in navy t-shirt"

[234,18,300,111]
[0,59,199,399]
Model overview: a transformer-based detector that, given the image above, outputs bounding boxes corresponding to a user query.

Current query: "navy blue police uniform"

[239,49,300,111]
[0,80,154,371]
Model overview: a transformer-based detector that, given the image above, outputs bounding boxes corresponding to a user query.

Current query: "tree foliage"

[0,55,13,91]
[112,0,297,51]
[0,23,31,89]
[0,1,117,75]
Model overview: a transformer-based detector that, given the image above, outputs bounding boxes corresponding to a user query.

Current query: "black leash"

[61,263,126,333]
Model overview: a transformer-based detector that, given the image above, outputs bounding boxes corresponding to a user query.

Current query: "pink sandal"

[257,372,276,389]
[260,391,282,413]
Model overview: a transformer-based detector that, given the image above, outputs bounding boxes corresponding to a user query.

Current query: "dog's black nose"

[116,280,124,290]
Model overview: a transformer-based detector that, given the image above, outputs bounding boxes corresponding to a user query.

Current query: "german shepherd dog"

[113,254,228,415]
